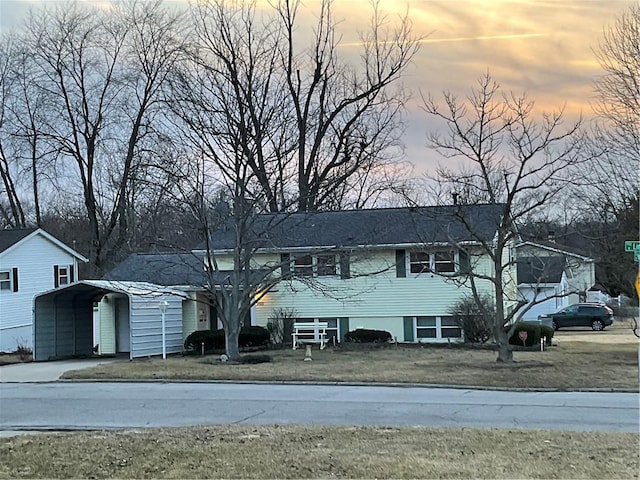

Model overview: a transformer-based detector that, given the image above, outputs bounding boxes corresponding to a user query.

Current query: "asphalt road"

[1,382,638,433]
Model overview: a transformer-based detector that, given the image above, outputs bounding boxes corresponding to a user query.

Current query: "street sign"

[636,273,640,298]
[625,241,640,252]
[636,250,640,262]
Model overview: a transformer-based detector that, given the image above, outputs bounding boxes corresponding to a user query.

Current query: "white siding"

[0,233,81,352]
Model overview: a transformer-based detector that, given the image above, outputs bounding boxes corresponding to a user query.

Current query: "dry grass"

[1,425,637,479]
[63,323,639,390]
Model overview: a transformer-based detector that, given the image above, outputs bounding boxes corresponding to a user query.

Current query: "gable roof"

[516,240,592,261]
[102,252,209,287]
[516,256,566,284]
[0,228,37,254]
[0,228,88,261]
[201,204,505,252]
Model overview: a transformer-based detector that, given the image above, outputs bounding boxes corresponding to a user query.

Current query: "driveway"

[0,358,118,383]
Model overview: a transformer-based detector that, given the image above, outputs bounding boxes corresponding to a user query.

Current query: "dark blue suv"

[538,303,614,331]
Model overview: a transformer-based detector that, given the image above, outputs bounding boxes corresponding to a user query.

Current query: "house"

[0,228,87,352]
[198,204,505,344]
[514,240,595,321]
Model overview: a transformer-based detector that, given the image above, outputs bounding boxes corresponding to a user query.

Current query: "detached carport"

[34,280,186,361]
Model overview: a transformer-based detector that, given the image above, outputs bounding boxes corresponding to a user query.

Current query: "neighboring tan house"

[0,228,87,352]
[514,240,595,321]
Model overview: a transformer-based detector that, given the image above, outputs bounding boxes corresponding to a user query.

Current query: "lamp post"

[159,299,168,360]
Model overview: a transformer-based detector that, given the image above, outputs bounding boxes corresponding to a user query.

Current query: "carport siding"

[129,296,183,359]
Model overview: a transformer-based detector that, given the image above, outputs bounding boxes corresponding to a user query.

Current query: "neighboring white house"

[0,228,87,352]
[514,241,595,322]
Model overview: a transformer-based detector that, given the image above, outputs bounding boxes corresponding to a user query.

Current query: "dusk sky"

[0,0,633,174]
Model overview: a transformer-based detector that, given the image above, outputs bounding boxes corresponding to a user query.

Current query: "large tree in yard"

[422,73,584,363]
[167,0,419,360]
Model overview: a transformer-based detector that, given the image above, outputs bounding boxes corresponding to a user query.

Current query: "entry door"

[115,298,130,352]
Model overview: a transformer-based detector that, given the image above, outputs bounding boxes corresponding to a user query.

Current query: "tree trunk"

[224,321,241,361]
[494,327,514,363]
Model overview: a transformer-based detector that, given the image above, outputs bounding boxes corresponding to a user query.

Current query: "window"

[409,252,430,273]
[434,251,455,273]
[416,316,437,338]
[316,255,337,276]
[54,265,74,288]
[415,316,462,341]
[0,271,11,290]
[409,250,457,275]
[293,255,313,277]
[440,316,462,338]
[58,266,70,286]
[292,254,339,277]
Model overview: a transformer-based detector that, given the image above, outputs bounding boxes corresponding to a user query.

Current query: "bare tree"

[422,72,584,363]
[18,0,185,275]
[0,35,28,227]
[276,0,420,212]
[165,0,419,359]
[562,4,640,301]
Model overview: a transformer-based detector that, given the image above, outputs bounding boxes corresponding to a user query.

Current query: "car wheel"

[591,319,604,331]
[552,320,558,331]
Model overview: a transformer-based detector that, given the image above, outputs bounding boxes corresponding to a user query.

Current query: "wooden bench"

[292,322,328,350]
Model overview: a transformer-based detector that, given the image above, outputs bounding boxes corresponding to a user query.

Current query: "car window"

[563,305,578,314]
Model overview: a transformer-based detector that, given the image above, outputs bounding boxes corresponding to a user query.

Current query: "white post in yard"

[159,299,169,360]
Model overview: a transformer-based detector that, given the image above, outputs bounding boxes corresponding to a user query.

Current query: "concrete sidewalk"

[0,359,117,383]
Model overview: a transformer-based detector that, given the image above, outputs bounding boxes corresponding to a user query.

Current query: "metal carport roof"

[33,281,187,361]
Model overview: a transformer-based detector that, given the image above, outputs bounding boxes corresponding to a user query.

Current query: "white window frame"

[0,270,11,291]
[292,253,340,277]
[408,250,457,275]
[415,316,463,342]
[57,265,70,286]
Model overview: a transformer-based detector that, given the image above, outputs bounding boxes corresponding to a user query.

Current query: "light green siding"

[254,248,494,341]
[182,294,197,341]
[98,296,116,355]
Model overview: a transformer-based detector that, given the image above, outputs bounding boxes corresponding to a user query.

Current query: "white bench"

[292,322,328,350]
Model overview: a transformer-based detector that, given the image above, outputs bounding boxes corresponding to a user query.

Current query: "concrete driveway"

[0,359,117,383]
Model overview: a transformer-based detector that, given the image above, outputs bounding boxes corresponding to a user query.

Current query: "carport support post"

[159,299,168,360]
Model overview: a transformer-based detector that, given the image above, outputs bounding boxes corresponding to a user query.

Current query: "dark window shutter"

[280,253,291,278]
[338,317,349,342]
[11,267,18,292]
[53,265,59,288]
[340,252,350,279]
[459,250,471,273]
[69,265,75,283]
[403,316,414,342]
[396,250,406,278]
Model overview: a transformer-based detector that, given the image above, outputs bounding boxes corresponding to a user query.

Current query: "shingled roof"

[202,204,505,251]
[103,252,209,287]
[0,228,37,254]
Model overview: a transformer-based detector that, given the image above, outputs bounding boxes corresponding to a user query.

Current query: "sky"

[0,0,634,174]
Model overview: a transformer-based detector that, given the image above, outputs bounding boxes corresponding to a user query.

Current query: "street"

[1,382,637,433]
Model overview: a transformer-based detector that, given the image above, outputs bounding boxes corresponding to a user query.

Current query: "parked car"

[538,303,614,331]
